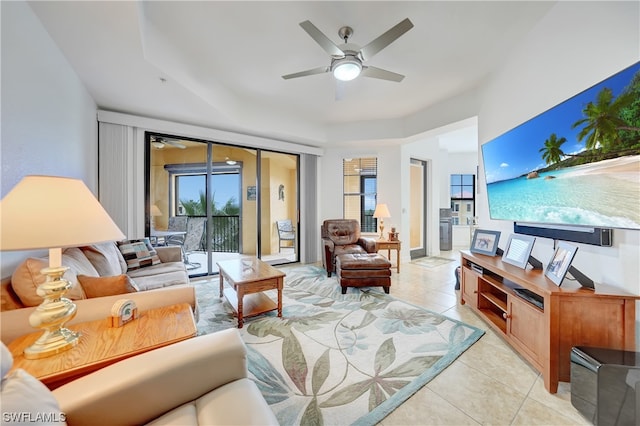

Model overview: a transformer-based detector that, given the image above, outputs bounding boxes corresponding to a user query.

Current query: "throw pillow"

[77,274,139,298]
[1,343,64,425]
[117,239,161,271]
[80,242,127,276]
[11,247,95,307]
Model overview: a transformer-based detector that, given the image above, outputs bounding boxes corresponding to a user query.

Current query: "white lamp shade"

[0,176,125,252]
[373,203,391,219]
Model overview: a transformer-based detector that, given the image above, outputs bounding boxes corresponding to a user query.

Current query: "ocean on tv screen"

[486,156,640,229]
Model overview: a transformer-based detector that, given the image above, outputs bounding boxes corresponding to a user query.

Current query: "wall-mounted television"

[482,61,640,230]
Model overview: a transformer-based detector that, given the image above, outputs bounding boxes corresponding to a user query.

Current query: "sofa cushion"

[11,247,95,307]
[333,244,368,258]
[1,341,12,377]
[1,343,64,425]
[77,274,139,298]
[147,379,278,426]
[81,243,127,276]
[126,264,189,291]
[1,279,23,311]
[117,239,161,271]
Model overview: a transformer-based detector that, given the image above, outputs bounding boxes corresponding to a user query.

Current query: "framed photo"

[545,241,579,286]
[246,185,256,201]
[502,234,536,269]
[470,229,501,256]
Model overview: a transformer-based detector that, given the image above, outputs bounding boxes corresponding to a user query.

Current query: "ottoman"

[336,253,392,294]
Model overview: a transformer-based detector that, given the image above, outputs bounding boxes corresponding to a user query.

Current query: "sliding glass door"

[146,134,298,277]
[259,151,299,263]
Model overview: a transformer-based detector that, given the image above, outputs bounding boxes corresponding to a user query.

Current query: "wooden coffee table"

[7,303,196,390]
[217,257,285,328]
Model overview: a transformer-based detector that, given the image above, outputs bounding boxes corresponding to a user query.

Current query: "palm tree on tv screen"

[539,133,567,165]
[571,71,640,155]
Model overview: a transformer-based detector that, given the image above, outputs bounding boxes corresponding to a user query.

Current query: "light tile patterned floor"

[376,248,590,426]
[193,247,590,425]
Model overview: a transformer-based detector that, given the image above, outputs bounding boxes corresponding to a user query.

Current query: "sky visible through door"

[178,174,240,211]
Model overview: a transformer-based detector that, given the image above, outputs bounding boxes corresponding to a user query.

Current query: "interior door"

[409,158,427,259]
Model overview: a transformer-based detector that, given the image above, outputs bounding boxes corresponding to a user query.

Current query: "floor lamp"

[0,175,125,359]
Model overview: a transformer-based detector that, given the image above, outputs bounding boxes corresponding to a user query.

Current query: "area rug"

[194,265,484,425]
[411,256,456,268]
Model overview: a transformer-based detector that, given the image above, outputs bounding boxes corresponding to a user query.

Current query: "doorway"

[409,158,427,259]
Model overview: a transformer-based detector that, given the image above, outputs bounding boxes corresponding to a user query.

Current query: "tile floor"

[194,247,591,425]
[375,248,590,426]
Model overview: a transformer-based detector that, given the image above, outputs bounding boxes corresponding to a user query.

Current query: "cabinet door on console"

[461,267,479,309]
[507,295,546,369]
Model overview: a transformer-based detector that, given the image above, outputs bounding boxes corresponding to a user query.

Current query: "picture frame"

[246,185,256,201]
[545,241,579,286]
[502,234,536,269]
[470,229,501,256]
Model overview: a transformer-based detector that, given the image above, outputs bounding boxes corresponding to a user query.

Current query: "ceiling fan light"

[225,157,237,165]
[332,58,362,81]
[151,141,165,149]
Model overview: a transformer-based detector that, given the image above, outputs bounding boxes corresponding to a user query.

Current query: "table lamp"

[0,175,125,359]
[373,203,391,240]
[150,204,162,230]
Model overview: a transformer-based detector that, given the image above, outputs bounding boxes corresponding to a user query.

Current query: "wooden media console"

[460,250,639,393]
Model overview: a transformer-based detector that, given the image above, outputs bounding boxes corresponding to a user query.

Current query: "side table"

[7,303,196,390]
[376,239,401,273]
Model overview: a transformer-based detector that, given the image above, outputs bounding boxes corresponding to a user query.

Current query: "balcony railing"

[208,215,240,252]
[184,215,239,253]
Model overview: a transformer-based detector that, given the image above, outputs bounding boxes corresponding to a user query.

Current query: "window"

[343,158,377,232]
[450,174,475,226]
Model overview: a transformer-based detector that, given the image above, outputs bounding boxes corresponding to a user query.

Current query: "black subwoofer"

[571,346,640,426]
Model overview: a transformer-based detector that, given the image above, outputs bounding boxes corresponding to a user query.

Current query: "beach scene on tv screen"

[482,62,640,230]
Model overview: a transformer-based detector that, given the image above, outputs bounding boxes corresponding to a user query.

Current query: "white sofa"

[1,329,279,425]
[1,242,196,344]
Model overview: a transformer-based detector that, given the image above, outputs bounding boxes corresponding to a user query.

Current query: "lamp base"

[24,266,80,359]
[379,224,386,240]
[24,328,80,359]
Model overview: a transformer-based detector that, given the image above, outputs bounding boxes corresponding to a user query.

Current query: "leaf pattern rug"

[194,264,484,425]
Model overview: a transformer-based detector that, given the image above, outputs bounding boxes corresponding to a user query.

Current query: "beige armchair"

[321,219,377,277]
[1,329,278,426]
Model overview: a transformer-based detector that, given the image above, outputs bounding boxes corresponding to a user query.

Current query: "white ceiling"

[27,1,555,150]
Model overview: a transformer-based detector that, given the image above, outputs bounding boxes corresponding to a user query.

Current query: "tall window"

[450,174,475,225]
[343,158,377,232]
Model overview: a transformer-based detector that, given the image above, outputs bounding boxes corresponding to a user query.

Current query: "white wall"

[0,1,98,277]
[477,1,640,296]
[320,129,474,263]
[319,144,403,244]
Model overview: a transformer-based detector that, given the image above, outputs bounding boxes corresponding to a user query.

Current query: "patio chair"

[165,216,188,246]
[276,219,296,253]
[183,217,206,270]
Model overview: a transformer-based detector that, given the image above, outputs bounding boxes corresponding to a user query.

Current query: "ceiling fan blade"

[335,80,346,101]
[164,139,186,149]
[282,66,329,80]
[299,20,345,58]
[361,66,405,82]
[359,18,414,61]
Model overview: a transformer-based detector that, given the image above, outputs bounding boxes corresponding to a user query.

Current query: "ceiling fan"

[282,18,414,83]
[150,136,186,149]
